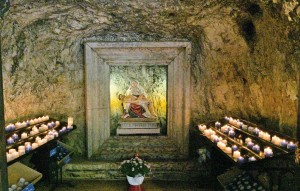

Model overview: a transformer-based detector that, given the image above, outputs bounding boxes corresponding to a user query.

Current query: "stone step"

[63,157,210,181]
[91,136,187,161]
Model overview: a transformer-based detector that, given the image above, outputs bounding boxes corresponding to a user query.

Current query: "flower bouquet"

[120,155,151,177]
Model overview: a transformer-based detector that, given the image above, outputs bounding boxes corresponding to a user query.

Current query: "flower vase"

[126,175,144,186]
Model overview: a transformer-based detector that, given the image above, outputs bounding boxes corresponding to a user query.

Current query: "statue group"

[118,80,157,119]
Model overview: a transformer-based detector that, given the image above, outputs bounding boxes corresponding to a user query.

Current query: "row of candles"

[199,126,258,163]
[5,116,50,132]
[6,129,59,162]
[6,121,60,145]
[199,124,282,161]
[224,116,297,151]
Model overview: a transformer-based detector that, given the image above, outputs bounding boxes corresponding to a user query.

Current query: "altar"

[117,118,160,135]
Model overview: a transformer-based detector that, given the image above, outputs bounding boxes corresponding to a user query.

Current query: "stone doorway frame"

[85,42,191,158]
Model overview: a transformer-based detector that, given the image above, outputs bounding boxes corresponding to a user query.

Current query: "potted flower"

[120,155,151,186]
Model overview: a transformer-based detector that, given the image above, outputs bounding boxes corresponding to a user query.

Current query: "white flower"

[132,167,135,171]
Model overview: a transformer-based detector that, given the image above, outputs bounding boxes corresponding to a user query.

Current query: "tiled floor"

[36,180,218,191]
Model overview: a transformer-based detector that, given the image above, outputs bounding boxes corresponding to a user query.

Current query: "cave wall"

[0,0,299,155]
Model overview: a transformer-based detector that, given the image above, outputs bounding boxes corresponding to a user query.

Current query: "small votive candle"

[263,133,271,142]
[9,149,16,154]
[215,121,221,128]
[7,153,13,162]
[233,151,241,159]
[287,142,296,151]
[252,144,260,153]
[12,152,19,159]
[281,140,288,148]
[213,136,219,143]
[245,137,252,144]
[68,117,73,126]
[232,145,238,151]
[271,136,281,146]
[248,156,256,162]
[237,156,245,164]
[21,132,28,139]
[12,133,19,141]
[7,137,14,145]
[25,145,32,153]
[198,124,206,132]
[225,147,232,154]
[254,128,260,135]
[247,141,254,149]
[217,142,226,150]
[228,130,235,138]
[37,140,43,146]
[264,147,273,157]
[203,129,211,137]
[18,146,25,150]
[18,149,25,156]
[36,136,42,142]
[32,143,38,150]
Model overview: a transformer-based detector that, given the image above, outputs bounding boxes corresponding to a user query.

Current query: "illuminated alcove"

[110,65,167,135]
[85,42,191,158]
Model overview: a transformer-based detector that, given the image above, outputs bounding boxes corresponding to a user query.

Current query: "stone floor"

[36,180,218,191]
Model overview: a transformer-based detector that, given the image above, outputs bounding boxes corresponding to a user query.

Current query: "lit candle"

[248,156,256,162]
[37,140,43,146]
[232,145,238,151]
[12,152,19,159]
[68,117,73,126]
[271,136,282,146]
[241,124,248,130]
[12,133,19,141]
[280,140,288,148]
[18,146,25,150]
[15,122,22,129]
[33,118,39,124]
[198,124,206,132]
[221,125,229,133]
[38,117,43,123]
[217,142,226,150]
[233,151,241,159]
[248,126,254,133]
[7,137,14,145]
[21,132,28,139]
[7,153,13,162]
[258,131,265,139]
[247,141,254,149]
[215,121,221,128]
[263,133,271,142]
[35,136,41,142]
[213,136,219,143]
[228,130,235,138]
[9,149,16,154]
[245,137,252,144]
[18,149,25,156]
[225,147,232,154]
[29,119,35,125]
[237,156,245,164]
[203,129,211,137]
[254,128,260,135]
[264,147,273,157]
[287,142,296,151]
[11,152,20,159]
[32,143,38,149]
[25,144,32,153]
[252,144,260,153]
[55,121,60,126]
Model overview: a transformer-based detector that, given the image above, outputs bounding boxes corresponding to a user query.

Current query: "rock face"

[0,0,299,155]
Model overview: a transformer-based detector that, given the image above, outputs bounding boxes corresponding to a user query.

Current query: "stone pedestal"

[117,118,160,135]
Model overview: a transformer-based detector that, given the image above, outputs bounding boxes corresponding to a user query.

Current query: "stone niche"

[85,42,191,158]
